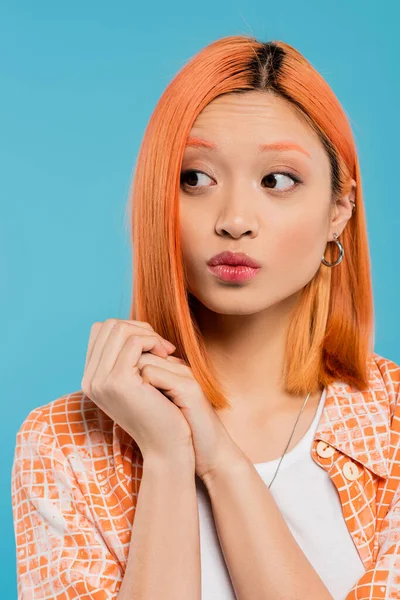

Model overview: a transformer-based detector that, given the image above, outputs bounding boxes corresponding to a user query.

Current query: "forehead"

[187,91,323,158]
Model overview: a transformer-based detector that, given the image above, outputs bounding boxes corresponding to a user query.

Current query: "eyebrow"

[185,136,312,159]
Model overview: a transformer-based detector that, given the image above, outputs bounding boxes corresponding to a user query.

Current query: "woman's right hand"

[81,318,195,464]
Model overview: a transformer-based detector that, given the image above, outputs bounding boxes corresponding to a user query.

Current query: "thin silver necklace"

[268,391,312,489]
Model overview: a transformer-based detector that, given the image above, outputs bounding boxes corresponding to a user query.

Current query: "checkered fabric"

[11,352,400,599]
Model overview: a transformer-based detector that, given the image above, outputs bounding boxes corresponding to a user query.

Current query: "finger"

[110,333,175,383]
[165,356,187,364]
[138,364,192,410]
[114,322,174,356]
[137,352,189,373]
[85,319,171,381]
[83,319,120,384]
[93,324,171,386]
[85,318,156,372]
[84,321,105,372]
[122,320,154,332]
[122,320,176,351]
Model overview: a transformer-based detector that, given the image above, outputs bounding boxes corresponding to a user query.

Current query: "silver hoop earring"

[321,233,344,267]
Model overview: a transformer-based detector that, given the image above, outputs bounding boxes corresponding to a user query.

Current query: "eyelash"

[180,169,303,193]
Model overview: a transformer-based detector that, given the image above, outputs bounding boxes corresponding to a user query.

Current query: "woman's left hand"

[136,351,245,483]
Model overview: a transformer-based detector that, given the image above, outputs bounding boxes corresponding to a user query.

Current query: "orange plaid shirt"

[11,351,400,599]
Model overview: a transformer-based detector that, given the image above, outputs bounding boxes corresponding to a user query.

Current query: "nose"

[214,176,261,239]
[215,199,259,239]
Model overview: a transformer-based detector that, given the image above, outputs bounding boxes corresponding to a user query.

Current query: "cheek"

[272,213,328,272]
[179,211,204,271]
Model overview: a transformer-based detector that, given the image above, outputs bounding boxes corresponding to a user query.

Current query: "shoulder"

[369,351,400,389]
[368,352,400,419]
[365,353,400,480]
[17,389,110,433]
[15,390,118,461]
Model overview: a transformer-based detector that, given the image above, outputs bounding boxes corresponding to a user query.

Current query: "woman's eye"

[180,169,302,192]
[180,170,214,189]
[262,172,301,191]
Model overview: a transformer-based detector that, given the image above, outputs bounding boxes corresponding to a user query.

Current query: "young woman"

[12,35,400,600]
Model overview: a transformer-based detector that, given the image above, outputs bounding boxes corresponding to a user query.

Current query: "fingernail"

[165,340,176,350]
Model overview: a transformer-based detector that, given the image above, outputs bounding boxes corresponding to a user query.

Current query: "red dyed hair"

[128,35,374,411]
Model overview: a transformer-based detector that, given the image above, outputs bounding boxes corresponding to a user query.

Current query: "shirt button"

[316,441,335,458]
[343,460,360,481]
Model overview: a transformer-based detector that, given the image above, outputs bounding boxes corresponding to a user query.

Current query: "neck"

[193,290,304,415]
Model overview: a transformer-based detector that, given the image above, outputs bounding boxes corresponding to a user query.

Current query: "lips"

[207,250,261,268]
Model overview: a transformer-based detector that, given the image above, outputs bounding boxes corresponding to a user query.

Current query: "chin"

[191,293,281,316]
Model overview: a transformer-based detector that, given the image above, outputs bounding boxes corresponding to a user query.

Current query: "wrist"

[143,448,196,473]
[202,444,249,491]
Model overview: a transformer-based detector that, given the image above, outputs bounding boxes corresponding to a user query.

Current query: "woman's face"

[179,90,354,316]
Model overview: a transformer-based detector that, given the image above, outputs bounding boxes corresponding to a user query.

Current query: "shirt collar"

[314,354,391,479]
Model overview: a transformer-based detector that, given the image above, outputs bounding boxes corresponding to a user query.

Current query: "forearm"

[203,453,333,600]
[117,455,201,600]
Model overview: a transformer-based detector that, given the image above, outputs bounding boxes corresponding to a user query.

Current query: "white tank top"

[195,387,366,599]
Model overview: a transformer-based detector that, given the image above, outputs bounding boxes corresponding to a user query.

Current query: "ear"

[329,178,356,239]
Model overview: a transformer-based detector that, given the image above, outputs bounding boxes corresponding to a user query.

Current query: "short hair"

[128,35,373,410]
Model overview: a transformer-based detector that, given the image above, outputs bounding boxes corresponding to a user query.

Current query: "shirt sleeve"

[11,406,124,599]
[344,489,400,599]
[345,392,400,600]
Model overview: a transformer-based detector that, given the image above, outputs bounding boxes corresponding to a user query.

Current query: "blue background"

[1,0,399,596]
